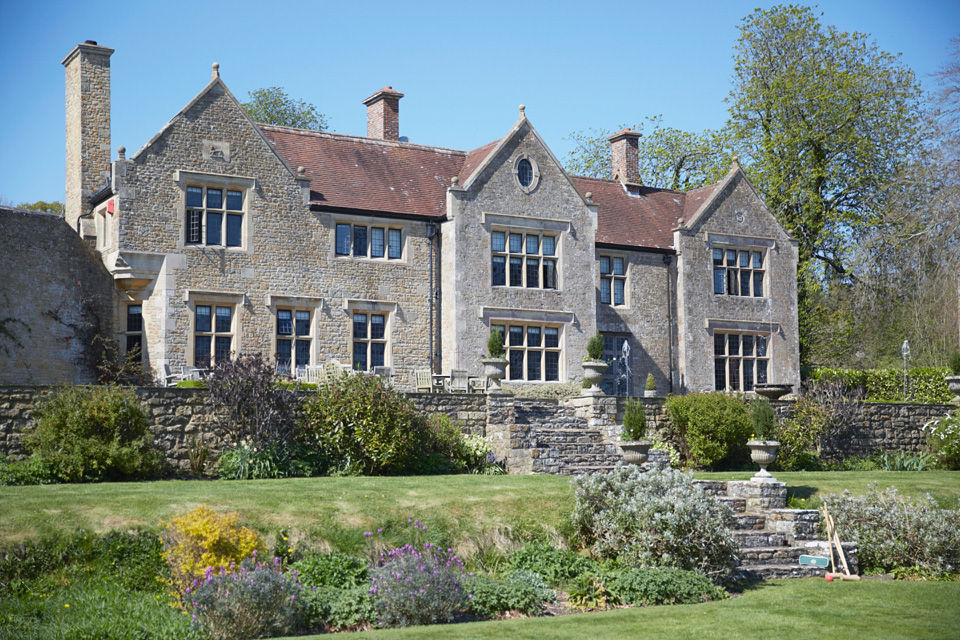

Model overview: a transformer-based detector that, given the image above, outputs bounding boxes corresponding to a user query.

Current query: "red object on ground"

[825,575,834,582]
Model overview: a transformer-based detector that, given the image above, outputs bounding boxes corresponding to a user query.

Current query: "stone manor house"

[0,41,801,394]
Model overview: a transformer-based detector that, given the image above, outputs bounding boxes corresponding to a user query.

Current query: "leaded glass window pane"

[600,256,611,275]
[726,250,737,266]
[226,190,243,211]
[753,251,763,268]
[276,340,292,369]
[753,272,763,297]
[353,226,367,257]
[509,233,523,253]
[215,306,232,333]
[756,335,767,357]
[295,311,310,336]
[526,234,539,254]
[295,340,310,367]
[226,214,242,247]
[613,257,625,275]
[353,342,367,370]
[509,257,523,287]
[509,349,524,380]
[353,313,367,339]
[713,248,724,265]
[714,358,726,390]
[613,279,625,305]
[545,327,559,348]
[277,309,293,336]
[714,268,725,294]
[729,358,741,390]
[509,326,524,346]
[492,231,506,252]
[215,336,232,363]
[527,326,541,347]
[545,352,559,381]
[195,305,211,332]
[336,224,351,255]
[542,235,555,256]
[714,333,726,355]
[388,229,402,258]
[757,359,768,384]
[739,251,750,267]
[195,336,211,368]
[543,259,556,289]
[492,256,506,286]
[126,305,142,332]
[526,258,539,288]
[371,314,385,340]
[187,209,202,244]
[740,270,751,296]
[371,343,385,368]
[206,212,222,245]
[187,186,203,207]
[600,278,611,304]
[527,350,541,381]
[371,227,385,258]
[743,335,754,356]
[207,189,223,209]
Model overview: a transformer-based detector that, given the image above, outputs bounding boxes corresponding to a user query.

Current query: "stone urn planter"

[747,439,780,483]
[581,360,608,396]
[753,384,793,401]
[619,440,652,465]
[644,388,657,398]
[480,357,508,394]
[945,376,960,404]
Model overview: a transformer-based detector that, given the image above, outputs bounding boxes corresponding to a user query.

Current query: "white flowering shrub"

[570,466,738,581]
[826,485,960,576]
[922,413,960,470]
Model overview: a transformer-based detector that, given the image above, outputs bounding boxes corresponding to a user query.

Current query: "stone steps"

[732,530,788,548]
[732,513,766,530]
[735,564,826,581]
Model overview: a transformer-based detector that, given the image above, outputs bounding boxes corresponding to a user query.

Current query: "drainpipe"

[663,253,674,393]
[427,221,437,373]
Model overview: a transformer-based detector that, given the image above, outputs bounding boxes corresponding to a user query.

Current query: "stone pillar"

[63,40,114,231]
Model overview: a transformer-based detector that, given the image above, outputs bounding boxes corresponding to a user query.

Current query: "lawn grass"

[1,471,956,546]
[296,579,960,640]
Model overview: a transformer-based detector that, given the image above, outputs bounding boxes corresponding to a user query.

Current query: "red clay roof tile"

[260,123,724,250]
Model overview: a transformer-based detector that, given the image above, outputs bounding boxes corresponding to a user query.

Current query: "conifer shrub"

[645,373,657,391]
[621,399,647,440]
[749,396,776,440]
[486,328,505,359]
[161,505,266,594]
[586,332,604,361]
[570,466,738,581]
[26,385,163,482]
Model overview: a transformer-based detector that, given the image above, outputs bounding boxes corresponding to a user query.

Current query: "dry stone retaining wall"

[0,386,953,474]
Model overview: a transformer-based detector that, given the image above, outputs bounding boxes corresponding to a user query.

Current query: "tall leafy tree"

[16,200,64,216]
[564,116,731,190]
[728,5,923,363]
[242,87,328,131]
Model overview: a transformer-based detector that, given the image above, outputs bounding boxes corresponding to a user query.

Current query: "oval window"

[517,159,533,187]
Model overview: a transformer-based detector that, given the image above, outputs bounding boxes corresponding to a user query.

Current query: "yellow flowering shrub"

[161,505,266,593]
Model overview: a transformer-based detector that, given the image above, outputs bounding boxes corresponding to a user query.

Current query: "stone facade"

[3,42,803,391]
[0,208,117,385]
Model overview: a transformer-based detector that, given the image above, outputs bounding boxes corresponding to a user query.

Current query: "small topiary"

[948,351,960,376]
[586,332,604,361]
[161,505,266,594]
[486,328,505,359]
[621,399,646,441]
[749,397,776,440]
[645,373,656,391]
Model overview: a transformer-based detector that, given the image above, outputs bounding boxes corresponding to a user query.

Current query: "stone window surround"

[512,153,541,193]
[183,290,245,367]
[482,212,568,293]
[481,306,575,383]
[707,233,775,299]
[344,299,398,370]
[266,295,323,372]
[95,203,111,252]
[707,318,782,393]
[599,253,628,307]
[328,214,411,265]
[173,170,256,255]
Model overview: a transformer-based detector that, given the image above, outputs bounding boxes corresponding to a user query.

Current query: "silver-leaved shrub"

[826,485,960,576]
[570,466,738,581]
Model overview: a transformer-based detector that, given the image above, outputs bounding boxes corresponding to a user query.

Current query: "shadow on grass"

[786,485,818,500]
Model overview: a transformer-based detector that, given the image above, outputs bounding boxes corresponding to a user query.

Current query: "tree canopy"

[241,87,328,131]
[564,116,731,190]
[16,200,64,216]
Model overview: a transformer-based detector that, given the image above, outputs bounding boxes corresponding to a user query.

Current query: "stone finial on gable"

[212,62,220,80]
[117,146,126,161]
[732,155,740,170]
[518,104,526,120]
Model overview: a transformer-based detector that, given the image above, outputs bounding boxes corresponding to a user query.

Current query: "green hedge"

[809,367,952,404]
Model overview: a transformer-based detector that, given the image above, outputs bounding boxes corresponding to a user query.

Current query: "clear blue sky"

[1,0,956,205]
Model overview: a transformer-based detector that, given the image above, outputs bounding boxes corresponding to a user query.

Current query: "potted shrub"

[581,332,608,396]
[644,372,657,398]
[619,399,652,464]
[746,397,779,482]
[480,329,508,394]
[946,351,960,403]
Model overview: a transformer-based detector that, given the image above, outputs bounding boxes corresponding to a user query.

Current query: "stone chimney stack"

[608,129,641,186]
[362,86,403,141]
[63,40,114,231]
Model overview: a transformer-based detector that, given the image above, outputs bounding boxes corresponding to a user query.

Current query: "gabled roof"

[260,126,466,217]
[259,121,735,250]
[573,177,686,250]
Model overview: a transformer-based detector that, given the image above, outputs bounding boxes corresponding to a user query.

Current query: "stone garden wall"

[0,386,953,474]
